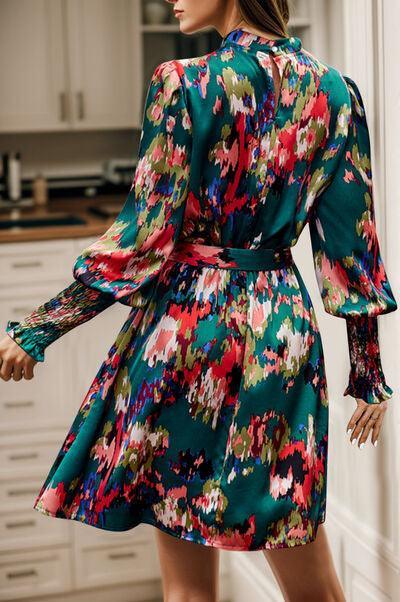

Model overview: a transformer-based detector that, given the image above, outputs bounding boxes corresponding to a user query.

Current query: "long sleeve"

[5,60,193,363]
[6,282,115,362]
[308,75,397,404]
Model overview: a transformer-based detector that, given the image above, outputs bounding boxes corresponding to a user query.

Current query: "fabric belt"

[167,241,294,271]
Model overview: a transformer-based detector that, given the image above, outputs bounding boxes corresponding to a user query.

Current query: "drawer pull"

[7,569,38,579]
[108,551,137,560]
[4,400,35,408]
[59,91,68,122]
[6,519,36,529]
[77,91,85,120]
[8,488,38,496]
[8,452,39,461]
[11,261,43,269]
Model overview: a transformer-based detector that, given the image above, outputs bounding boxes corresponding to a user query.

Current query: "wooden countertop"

[0,194,127,244]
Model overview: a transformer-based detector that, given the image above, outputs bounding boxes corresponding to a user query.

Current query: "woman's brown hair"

[237,0,290,37]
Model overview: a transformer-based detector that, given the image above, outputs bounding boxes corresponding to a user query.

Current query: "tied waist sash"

[167,241,294,271]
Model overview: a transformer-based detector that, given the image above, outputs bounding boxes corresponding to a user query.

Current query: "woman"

[0,0,397,599]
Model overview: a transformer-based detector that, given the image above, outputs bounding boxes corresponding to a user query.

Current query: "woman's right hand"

[0,335,37,382]
[346,398,387,448]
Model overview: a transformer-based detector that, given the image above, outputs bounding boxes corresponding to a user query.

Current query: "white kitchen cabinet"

[0,239,76,286]
[0,292,69,433]
[0,0,142,133]
[65,0,141,130]
[73,536,159,590]
[0,546,73,601]
[0,0,329,135]
[0,507,70,553]
[63,236,131,417]
[0,237,163,601]
[0,430,71,554]
[0,0,67,132]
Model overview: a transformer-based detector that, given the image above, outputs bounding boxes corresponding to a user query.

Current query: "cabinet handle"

[6,519,36,529]
[4,400,35,408]
[8,487,39,496]
[59,91,68,122]
[77,91,85,120]
[7,569,38,580]
[11,260,42,269]
[8,451,39,461]
[108,551,137,560]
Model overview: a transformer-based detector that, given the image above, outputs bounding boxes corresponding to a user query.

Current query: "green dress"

[5,28,397,550]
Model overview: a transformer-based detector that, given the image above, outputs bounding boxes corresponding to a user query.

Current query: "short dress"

[5,27,398,551]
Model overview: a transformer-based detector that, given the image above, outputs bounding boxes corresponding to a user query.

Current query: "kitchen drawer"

[74,538,159,589]
[0,546,72,600]
[0,438,63,480]
[0,509,70,552]
[72,519,151,547]
[0,240,75,288]
[0,477,45,514]
[0,291,70,433]
[0,376,68,433]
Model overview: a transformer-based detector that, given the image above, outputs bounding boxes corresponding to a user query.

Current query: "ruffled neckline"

[219,26,302,53]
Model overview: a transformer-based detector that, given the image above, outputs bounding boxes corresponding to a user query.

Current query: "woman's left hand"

[346,398,387,448]
[0,335,37,382]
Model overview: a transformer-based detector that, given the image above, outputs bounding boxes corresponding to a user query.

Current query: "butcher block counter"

[0,194,127,244]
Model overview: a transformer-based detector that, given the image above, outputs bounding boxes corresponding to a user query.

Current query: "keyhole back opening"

[263,53,291,121]
[270,57,282,114]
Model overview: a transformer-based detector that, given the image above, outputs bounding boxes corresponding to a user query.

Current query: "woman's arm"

[309,75,397,404]
[5,281,115,362]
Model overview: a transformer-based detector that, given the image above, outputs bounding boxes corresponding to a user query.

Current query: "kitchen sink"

[0,214,87,230]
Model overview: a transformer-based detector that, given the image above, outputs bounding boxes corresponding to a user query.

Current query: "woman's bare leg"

[154,528,220,602]
[262,523,346,602]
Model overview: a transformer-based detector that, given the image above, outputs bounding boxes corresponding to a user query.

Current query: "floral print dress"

[5,27,397,551]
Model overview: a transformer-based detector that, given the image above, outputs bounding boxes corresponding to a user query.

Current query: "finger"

[0,358,13,381]
[349,404,376,445]
[23,361,34,380]
[349,404,372,445]
[358,410,381,447]
[12,361,23,381]
[371,411,386,446]
[353,403,385,446]
[346,399,368,433]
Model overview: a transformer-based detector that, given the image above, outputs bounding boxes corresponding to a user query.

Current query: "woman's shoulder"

[149,49,219,93]
[149,48,230,108]
[302,50,354,110]
[152,45,359,117]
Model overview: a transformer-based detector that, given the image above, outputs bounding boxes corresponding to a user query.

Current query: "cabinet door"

[61,236,131,419]
[64,301,130,420]
[0,0,69,133]
[0,286,73,432]
[65,0,142,130]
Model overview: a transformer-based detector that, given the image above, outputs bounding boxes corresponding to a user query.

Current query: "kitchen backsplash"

[0,128,141,184]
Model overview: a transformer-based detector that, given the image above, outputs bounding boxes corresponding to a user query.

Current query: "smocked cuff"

[5,320,45,362]
[343,373,394,404]
[344,315,394,404]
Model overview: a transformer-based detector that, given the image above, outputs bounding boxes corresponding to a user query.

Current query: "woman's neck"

[228,18,284,40]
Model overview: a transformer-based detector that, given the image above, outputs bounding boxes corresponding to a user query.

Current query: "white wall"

[327,1,400,599]
[230,1,400,599]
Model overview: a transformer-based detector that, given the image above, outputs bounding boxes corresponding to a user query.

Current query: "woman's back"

[178,27,349,250]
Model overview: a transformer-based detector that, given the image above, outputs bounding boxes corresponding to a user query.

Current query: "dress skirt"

[33,242,328,551]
